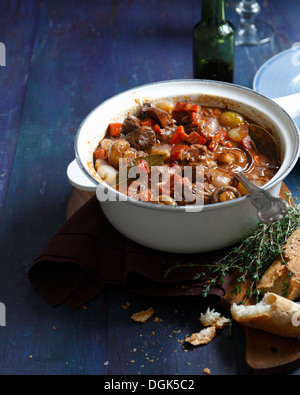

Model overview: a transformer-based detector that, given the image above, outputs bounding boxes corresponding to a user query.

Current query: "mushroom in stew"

[93,100,280,206]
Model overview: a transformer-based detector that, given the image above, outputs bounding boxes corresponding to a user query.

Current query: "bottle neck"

[201,0,226,25]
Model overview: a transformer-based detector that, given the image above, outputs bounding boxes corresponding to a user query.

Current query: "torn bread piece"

[200,308,231,329]
[186,308,230,346]
[131,307,154,323]
[257,226,300,301]
[185,326,216,346]
[231,292,300,338]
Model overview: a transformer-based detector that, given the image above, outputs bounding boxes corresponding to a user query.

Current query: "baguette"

[230,292,300,338]
[257,226,300,300]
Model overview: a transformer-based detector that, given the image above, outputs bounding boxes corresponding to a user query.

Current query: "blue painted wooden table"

[1,0,300,376]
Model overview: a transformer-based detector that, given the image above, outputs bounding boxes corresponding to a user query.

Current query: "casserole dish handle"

[67,160,97,192]
[273,92,300,120]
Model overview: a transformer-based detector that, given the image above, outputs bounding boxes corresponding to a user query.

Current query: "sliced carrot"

[152,123,161,134]
[93,149,107,161]
[140,118,156,127]
[108,123,122,137]
[169,125,188,145]
[187,131,206,145]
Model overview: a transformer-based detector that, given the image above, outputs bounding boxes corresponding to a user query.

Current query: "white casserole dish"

[67,80,300,253]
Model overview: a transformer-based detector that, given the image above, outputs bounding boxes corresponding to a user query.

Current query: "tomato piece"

[187,131,206,145]
[173,102,200,113]
[208,140,218,151]
[241,135,254,150]
[169,145,189,162]
[169,125,188,145]
[213,129,227,143]
[190,112,202,126]
[108,123,122,137]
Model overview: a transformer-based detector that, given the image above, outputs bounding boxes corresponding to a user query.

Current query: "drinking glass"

[235,0,275,46]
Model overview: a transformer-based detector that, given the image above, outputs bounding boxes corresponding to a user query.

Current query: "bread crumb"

[203,368,211,375]
[122,302,130,310]
[200,308,231,329]
[131,307,154,323]
[185,326,216,346]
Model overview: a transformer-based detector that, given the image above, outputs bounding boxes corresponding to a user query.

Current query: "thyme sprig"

[165,198,300,302]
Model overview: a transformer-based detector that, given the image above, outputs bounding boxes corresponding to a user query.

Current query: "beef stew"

[93,100,280,206]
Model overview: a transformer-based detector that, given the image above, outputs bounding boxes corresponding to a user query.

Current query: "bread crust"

[231,293,300,338]
[257,226,300,300]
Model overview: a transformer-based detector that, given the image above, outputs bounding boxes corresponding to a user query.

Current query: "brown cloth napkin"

[28,195,232,310]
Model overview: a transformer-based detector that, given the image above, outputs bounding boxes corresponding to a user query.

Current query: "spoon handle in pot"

[235,172,289,224]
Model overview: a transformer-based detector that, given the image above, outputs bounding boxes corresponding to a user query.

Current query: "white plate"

[253,48,300,127]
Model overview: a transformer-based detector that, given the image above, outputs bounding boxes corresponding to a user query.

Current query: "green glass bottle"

[193,0,235,82]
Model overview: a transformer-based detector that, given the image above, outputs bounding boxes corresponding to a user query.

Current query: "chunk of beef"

[174,111,205,135]
[182,144,208,164]
[121,115,140,135]
[125,126,156,151]
[156,125,176,144]
[175,112,191,126]
[139,103,172,128]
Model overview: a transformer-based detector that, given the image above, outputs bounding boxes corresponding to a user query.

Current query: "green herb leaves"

[207,202,300,301]
[164,197,300,302]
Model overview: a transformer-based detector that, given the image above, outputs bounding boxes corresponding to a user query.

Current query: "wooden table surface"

[1,0,300,376]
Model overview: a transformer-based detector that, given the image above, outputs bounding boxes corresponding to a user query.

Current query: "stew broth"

[93,100,280,206]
